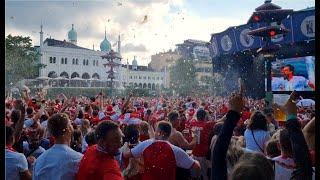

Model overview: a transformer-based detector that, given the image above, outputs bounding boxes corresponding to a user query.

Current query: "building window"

[83,59,86,65]
[53,57,56,63]
[148,77,150,80]
[93,60,95,66]
[139,76,141,79]
[49,57,53,63]
[65,58,67,64]
[76,59,78,65]
[161,77,164,80]
[96,61,98,66]
[130,76,132,79]
[86,60,89,65]
[72,58,75,64]
[61,58,64,64]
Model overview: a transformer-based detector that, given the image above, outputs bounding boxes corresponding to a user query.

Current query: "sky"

[5,0,315,66]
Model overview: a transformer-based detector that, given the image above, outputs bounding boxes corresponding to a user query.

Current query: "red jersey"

[90,116,100,125]
[76,145,123,180]
[191,121,215,157]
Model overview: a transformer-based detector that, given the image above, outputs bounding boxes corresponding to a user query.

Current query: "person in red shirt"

[90,110,100,125]
[76,120,124,180]
[190,109,215,180]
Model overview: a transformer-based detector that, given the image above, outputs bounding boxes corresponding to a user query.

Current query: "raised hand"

[228,93,244,114]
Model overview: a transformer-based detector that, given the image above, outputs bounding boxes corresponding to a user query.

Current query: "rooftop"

[122,64,156,72]
[44,38,91,50]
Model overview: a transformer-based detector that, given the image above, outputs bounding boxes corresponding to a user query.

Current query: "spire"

[40,22,44,48]
[104,26,106,39]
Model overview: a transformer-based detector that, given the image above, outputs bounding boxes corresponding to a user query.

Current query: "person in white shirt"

[244,111,270,153]
[282,64,315,91]
[33,113,83,180]
[123,121,201,179]
[5,126,32,180]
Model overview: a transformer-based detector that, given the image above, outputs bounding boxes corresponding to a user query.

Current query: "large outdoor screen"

[271,56,315,91]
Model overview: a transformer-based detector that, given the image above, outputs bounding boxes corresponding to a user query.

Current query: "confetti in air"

[141,15,148,24]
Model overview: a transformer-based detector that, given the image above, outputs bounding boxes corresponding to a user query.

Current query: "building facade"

[122,57,167,90]
[36,24,166,91]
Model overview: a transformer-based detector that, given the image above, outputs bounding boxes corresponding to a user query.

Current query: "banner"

[209,8,314,58]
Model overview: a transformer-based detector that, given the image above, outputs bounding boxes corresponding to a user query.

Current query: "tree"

[169,58,198,96]
[5,34,44,88]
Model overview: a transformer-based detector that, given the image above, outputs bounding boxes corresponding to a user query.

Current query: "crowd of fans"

[5,89,316,180]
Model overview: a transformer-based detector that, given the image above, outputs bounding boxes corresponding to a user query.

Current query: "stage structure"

[209,0,315,98]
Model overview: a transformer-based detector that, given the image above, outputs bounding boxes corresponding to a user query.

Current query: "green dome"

[100,28,111,52]
[68,24,77,42]
[100,37,111,52]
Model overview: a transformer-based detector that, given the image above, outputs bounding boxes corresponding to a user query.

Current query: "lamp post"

[247,0,293,97]
[101,49,122,97]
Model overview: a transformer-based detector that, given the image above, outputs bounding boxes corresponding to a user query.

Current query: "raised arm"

[283,92,313,179]
[121,92,133,114]
[211,94,243,180]
[13,100,26,141]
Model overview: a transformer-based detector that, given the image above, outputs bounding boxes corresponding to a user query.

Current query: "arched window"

[71,72,80,78]
[48,71,57,78]
[86,60,89,65]
[76,59,78,65]
[53,57,56,63]
[65,58,68,64]
[92,73,100,79]
[72,58,75,64]
[143,83,147,89]
[93,60,95,66]
[49,57,53,63]
[60,72,69,79]
[83,59,86,65]
[139,83,142,88]
[152,83,155,90]
[61,58,64,64]
[148,83,151,89]
[82,73,90,79]
[96,61,98,66]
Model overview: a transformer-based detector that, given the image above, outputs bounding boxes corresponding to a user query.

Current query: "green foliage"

[5,34,45,88]
[169,58,198,96]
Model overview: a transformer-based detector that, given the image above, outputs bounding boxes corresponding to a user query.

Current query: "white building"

[38,24,122,88]
[121,56,167,90]
[36,24,166,91]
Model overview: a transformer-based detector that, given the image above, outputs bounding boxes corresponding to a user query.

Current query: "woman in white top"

[244,111,270,153]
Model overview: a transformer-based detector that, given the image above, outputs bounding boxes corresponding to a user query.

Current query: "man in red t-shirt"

[190,109,215,180]
[76,121,123,180]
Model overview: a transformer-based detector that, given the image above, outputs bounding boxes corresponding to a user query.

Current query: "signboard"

[209,8,314,58]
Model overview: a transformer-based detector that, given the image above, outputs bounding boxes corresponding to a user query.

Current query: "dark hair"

[196,109,207,121]
[168,111,179,123]
[90,97,96,102]
[95,121,119,141]
[123,124,140,145]
[92,110,99,116]
[84,105,91,112]
[40,114,49,123]
[47,113,70,138]
[71,129,82,152]
[11,110,20,125]
[77,110,84,119]
[6,126,14,144]
[279,129,292,155]
[248,111,268,131]
[146,109,152,115]
[265,139,281,158]
[285,64,294,73]
[231,153,274,180]
[85,131,97,146]
[157,121,172,138]
[26,107,34,115]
